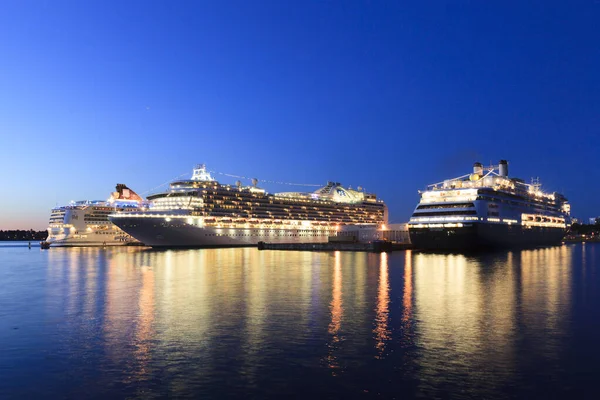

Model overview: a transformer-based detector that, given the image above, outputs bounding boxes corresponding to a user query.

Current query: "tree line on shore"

[569,223,600,235]
[0,230,48,241]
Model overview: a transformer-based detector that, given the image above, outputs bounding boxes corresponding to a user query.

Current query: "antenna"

[530,177,542,191]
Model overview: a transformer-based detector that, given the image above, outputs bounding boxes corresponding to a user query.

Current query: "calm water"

[1,243,599,399]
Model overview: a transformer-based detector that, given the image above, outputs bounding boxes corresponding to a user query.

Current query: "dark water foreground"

[1,242,599,399]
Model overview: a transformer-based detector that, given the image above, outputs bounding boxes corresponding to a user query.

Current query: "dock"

[257,241,412,253]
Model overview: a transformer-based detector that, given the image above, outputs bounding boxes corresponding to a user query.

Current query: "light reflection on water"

[326,251,343,373]
[374,253,390,358]
[0,244,599,399]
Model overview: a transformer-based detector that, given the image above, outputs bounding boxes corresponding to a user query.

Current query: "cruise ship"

[408,160,571,250]
[109,165,387,247]
[46,184,143,247]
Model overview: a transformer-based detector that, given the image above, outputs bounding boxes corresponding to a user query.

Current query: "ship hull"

[46,230,137,247]
[110,216,337,248]
[46,238,133,247]
[408,223,566,251]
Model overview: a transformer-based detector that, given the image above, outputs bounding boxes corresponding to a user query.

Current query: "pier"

[257,240,412,252]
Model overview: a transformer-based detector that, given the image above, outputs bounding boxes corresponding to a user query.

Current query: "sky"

[0,0,599,230]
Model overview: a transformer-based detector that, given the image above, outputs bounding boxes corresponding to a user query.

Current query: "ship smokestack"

[499,160,508,177]
[473,162,483,176]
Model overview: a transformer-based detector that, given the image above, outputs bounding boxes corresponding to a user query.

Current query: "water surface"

[1,243,598,399]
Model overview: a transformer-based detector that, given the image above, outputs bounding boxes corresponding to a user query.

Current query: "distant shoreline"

[0,230,48,241]
[564,238,600,243]
[0,239,45,242]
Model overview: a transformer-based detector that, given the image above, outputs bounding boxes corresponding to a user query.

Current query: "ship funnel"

[251,178,258,187]
[236,180,242,188]
[499,160,508,177]
[113,184,143,202]
[473,162,483,176]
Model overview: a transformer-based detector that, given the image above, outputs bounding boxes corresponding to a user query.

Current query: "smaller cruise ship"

[46,184,144,247]
[408,160,571,250]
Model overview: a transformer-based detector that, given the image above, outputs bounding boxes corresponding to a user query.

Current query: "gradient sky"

[1,1,599,230]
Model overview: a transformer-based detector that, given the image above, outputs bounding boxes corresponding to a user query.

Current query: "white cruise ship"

[408,160,571,250]
[46,184,143,247]
[109,165,387,248]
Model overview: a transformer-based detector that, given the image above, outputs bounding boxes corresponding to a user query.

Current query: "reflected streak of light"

[133,266,155,380]
[83,250,98,317]
[582,243,586,274]
[67,249,81,316]
[403,250,413,325]
[327,251,343,372]
[241,248,267,385]
[328,251,343,335]
[374,252,390,357]
[518,246,573,363]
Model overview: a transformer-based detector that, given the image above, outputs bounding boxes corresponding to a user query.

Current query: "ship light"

[443,223,464,228]
[165,217,171,222]
[408,223,427,229]
[421,188,478,204]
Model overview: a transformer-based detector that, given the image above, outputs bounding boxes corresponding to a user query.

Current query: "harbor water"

[1,242,599,399]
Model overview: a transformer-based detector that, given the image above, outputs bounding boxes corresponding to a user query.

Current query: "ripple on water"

[0,244,599,399]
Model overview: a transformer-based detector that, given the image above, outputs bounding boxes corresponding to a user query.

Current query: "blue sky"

[1,1,599,229]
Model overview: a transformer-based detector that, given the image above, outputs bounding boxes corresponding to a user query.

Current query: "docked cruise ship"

[109,165,387,247]
[46,184,143,247]
[408,160,571,250]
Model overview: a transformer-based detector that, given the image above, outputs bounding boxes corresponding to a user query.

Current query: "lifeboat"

[220,218,233,224]
[203,218,216,224]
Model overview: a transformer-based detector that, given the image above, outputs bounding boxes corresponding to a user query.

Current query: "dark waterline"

[1,243,599,399]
